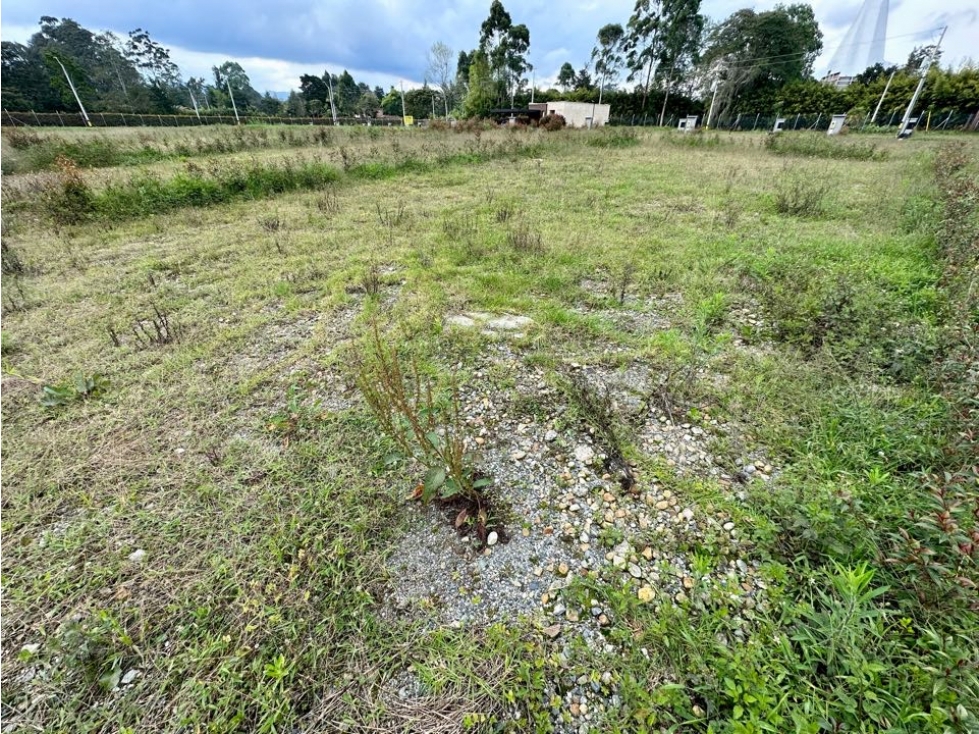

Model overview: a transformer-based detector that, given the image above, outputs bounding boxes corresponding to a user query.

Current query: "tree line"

[3,8,977,125]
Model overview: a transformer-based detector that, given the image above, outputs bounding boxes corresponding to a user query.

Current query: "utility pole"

[189,89,202,122]
[326,74,338,124]
[869,70,895,125]
[52,55,92,126]
[705,70,722,130]
[400,81,407,125]
[226,79,240,124]
[898,26,946,138]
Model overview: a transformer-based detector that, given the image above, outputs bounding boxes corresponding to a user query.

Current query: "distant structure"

[825,0,889,78]
[529,101,610,128]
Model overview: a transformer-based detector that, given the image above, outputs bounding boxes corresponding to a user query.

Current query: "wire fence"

[5,108,978,133]
[612,109,979,132]
[0,111,402,128]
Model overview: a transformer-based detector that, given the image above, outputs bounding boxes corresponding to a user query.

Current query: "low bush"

[540,113,566,132]
[772,167,832,217]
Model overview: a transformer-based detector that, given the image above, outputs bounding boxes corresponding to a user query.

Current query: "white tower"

[826,0,889,75]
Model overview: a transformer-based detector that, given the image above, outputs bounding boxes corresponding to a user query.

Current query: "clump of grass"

[765,132,887,161]
[772,167,831,217]
[1,240,26,276]
[315,186,341,215]
[662,130,725,148]
[586,127,639,148]
[506,223,544,254]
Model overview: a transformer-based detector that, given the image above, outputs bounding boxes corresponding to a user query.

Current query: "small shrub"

[316,186,341,215]
[131,305,181,348]
[773,168,831,217]
[357,325,491,522]
[1,240,26,276]
[506,223,544,254]
[43,156,96,225]
[495,202,515,223]
[540,113,566,131]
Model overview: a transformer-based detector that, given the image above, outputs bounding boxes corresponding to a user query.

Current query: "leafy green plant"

[357,324,490,512]
[40,373,109,407]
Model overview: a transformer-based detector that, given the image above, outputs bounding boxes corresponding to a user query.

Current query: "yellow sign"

[403,116,414,126]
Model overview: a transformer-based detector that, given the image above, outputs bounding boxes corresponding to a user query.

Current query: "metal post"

[31,109,41,126]
[226,79,240,125]
[5,108,17,126]
[190,90,202,122]
[56,110,64,126]
[870,71,895,125]
[327,74,338,125]
[400,81,407,126]
[100,112,107,126]
[753,113,759,130]
[898,26,946,138]
[705,77,720,130]
[52,55,92,126]
[793,113,800,130]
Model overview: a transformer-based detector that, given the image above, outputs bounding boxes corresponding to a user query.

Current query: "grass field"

[2,124,977,733]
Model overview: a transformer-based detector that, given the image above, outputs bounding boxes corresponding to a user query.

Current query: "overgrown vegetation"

[765,131,888,161]
[2,126,977,733]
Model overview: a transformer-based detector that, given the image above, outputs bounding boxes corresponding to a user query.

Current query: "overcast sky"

[1,0,973,94]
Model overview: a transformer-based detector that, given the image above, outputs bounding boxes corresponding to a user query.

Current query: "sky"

[1,0,974,94]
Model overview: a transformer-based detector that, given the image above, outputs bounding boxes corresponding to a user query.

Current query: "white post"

[189,90,202,121]
[705,77,720,130]
[53,56,92,126]
[326,74,338,124]
[870,71,895,125]
[400,81,407,125]
[898,26,946,138]
[226,79,240,124]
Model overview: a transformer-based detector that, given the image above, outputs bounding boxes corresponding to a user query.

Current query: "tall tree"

[655,0,705,124]
[624,0,663,112]
[462,50,496,117]
[212,61,260,110]
[478,1,532,105]
[557,62,577,91]
[591,23,625,104]
[426,41,455,115]
[700,3,822,119]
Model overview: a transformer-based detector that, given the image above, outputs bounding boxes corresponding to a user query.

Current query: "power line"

[715,26,945,70]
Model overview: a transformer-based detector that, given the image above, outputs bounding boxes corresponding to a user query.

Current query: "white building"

[530,101,611,128]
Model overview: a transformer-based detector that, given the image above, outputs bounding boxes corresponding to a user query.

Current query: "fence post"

[793,113,800,130]
[100,112,107,126]
[56,110,65,126]
[31,109,41,126]
[886,111,896,127]
[5,108,18,126]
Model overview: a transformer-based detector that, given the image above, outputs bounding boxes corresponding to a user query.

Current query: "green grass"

[2,126,977,732]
